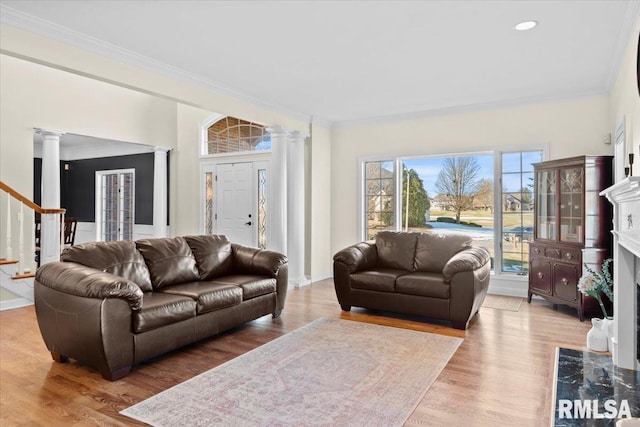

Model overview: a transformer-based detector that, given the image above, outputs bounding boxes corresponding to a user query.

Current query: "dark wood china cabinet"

[527,156,613,321]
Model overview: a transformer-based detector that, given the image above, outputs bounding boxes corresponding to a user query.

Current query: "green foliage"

[402,167,430,227]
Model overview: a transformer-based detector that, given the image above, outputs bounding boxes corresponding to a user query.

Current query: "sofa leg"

[451,321,468,330]
[101,365,131,381]
[272,309,283,318]
[340,304,351,312]
[51,352,68,363]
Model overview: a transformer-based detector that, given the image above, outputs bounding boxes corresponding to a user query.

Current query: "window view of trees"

[364,150,542,275]
[365,161,395,239]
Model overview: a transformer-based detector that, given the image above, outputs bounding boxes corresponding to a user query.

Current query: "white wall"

[330,96,613,256]
[609,17,640,165]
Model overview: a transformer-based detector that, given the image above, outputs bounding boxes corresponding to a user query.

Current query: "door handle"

[245,221,252,226]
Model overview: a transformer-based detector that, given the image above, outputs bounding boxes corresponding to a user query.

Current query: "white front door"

[216,162,255,247]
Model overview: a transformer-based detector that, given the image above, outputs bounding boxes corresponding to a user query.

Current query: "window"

[361,148,543,276]
[96,169,135,242]
[363,160,396,240]
[500,151,541,273]
[204,116,271,155]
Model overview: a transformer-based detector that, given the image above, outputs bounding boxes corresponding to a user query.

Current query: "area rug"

[482,294,522,312]
[121,317,463,427]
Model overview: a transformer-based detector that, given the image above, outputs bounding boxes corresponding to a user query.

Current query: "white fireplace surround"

[600,177,640,371]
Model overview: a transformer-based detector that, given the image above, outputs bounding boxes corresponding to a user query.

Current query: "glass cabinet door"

[536,170,557,240]
[559,167,583,243]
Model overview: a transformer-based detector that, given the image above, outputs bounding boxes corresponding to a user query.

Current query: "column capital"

[153,147,170,154]
[34,128,65,138]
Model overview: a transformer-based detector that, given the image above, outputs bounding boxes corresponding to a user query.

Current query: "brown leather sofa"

[34,235,288,380]
[333,231,490,329]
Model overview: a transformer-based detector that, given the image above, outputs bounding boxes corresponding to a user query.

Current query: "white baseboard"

[487,274,529,297]
[0,298,33,311]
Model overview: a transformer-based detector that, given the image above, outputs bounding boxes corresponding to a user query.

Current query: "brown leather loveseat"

[333,231,490,329]
[34,235,288,380]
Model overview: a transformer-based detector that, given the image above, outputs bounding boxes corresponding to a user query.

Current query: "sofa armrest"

[332,241,377,273]
[231,244,288,277]
[35,262,143,310]
[442,246,490,284]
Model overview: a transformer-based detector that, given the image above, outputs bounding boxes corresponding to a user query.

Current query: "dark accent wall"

[34,153,169,225]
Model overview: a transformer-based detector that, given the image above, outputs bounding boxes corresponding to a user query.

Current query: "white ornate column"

[267,127,288,255]
[287,131,309,287]
[39,129,63,265]
[153,147,169,238]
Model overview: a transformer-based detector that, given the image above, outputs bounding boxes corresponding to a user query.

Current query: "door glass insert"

[559,167,583,243]
[536,170,557,240]
[257,169,267,249]
[205,171,214,234]
[98,170,134,242]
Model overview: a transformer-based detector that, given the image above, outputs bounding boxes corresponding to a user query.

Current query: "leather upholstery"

[133,292,197,333]
[333,231,490,329]
[375,231,418,271]
[136,237,199,289]
[160,281,242,314]
[184,235,233,280]
[35,262,143,310]
[62,240,153,292]
[34,234,288,380]
[414,233,472,273]
[396,272,450,298]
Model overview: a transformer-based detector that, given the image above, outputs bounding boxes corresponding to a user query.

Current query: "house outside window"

[361,148,544,277]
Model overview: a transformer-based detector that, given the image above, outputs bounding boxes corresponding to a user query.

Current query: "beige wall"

[309,123,332,279]
[330,96,613,255]
[0,23,333,280]
[610,17,640,166]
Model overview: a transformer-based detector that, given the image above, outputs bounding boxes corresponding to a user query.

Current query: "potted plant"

[578,258,613,352]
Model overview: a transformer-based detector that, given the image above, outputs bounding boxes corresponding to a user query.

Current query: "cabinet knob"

[565,252,573,260]
[533,247,540,254]
[537,272,543,279]
[561,278,568,285]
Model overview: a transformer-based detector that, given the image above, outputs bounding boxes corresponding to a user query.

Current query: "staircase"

[1,180,63,311]
[0,259,34,310]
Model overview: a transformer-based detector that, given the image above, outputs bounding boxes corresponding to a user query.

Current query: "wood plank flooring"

[0,278,592,426]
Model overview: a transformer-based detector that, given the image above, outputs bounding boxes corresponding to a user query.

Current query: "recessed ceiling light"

[514,20,538,31]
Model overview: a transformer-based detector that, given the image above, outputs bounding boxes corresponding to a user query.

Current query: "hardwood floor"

[0,279,592,426]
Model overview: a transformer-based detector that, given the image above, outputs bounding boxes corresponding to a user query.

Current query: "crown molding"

[331,89,608,129]
[604,0,640,91]
[0,5,323,126]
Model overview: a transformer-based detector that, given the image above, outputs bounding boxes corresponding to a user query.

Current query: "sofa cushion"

[159,281,242,314]
[414,233,472,273]
[61,241,153,292]
[136,237,199,289]
[133,292,196,333]
[396,272,450,299]
[350,269,407,292]
[184,235,233,280]
[213,275,276,300]
[375,231,418,271]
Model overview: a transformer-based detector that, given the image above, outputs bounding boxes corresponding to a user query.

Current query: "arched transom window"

[206,116,271,155]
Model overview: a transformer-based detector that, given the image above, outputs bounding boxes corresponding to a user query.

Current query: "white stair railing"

[0,180,65,275]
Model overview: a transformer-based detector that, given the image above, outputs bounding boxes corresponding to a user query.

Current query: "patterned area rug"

[121,317,463,427]
[482,294,523,312]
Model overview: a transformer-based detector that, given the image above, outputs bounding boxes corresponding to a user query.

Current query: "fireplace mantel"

[600,177,640,371]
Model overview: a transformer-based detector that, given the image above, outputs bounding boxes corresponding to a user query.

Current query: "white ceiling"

[1,1,639,125]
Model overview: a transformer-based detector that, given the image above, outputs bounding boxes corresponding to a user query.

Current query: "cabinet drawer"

[561,248,581,263]
[544,246,562,259]
[553,263,579,302]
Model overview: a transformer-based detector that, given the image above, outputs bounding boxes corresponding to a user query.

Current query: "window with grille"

[204,116,271,155]
[96,169,135,242]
